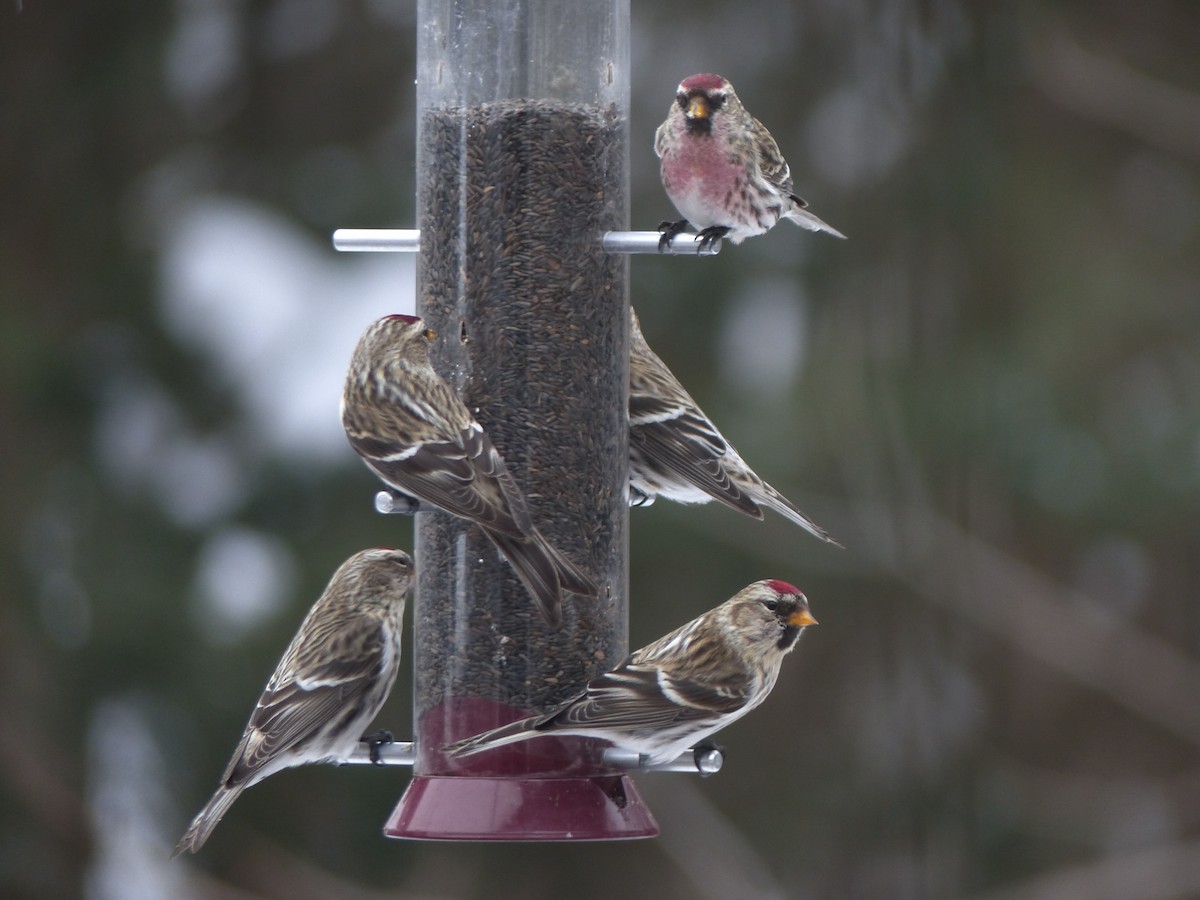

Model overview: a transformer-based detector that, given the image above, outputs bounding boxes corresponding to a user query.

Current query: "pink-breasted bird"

[174,548,414,856]
[629,308,838,545]
[655,73,845,251]
[340,314,598,626]
[444,579,816,766]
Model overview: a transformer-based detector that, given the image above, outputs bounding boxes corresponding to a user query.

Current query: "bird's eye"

[764,599,779,611]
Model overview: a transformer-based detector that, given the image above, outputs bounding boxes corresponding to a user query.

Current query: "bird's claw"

[628,486,655,508]
[657,219,692,252]
[694,226,729,253]
[361,730,395,765]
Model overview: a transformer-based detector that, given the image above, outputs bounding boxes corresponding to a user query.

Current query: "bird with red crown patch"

[655,73,845,251]
[444,579,816,766]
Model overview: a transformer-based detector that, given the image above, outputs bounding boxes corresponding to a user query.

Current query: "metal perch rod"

[339,741,723,775]
[333,229,421,252]
[332,228,721,256]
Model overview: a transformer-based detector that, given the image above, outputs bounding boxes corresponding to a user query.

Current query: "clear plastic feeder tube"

[394,0,639,839]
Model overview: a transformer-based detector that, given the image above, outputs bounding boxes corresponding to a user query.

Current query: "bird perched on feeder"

[444,580,816,766]
[341,314,598,626]
[628,308,838,545]
[655,73,845,251]
[174,548,414,856]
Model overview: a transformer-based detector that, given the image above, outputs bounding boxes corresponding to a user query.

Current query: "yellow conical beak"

[687,95,710,120]
[788,609,817,628]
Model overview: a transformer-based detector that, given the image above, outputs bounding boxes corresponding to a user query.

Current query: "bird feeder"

[398,0,646,841]
[334,0,721,841]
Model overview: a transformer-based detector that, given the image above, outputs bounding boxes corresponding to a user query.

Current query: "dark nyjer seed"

[412,100,628,771]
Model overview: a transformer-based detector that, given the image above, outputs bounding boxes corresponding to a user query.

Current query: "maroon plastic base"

[384,774,659,841]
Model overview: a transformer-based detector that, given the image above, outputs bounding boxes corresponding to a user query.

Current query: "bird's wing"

[629,393,764,519]
[629,341,767,517]
[547,661,747,732]
[222,614,386,784]
[749,114,841,232]
[653,119,671,159]
[654,667,754,714]
[750,114,796,197]
[347,412,529,537]
[458,419,534,533]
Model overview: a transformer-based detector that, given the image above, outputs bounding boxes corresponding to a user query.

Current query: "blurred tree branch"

[1029,25,1200,163]
[679,496,1200,749]
[967,833,1200,900]
[639,777,792,900]
[0,614,89,895]
[225,835,424,900]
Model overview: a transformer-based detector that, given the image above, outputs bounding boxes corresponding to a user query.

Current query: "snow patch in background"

[192,526,298,646]
[159,195,416,465]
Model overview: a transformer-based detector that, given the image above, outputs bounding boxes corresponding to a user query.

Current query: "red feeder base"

[384,774,659,841]
[389,699,658,840]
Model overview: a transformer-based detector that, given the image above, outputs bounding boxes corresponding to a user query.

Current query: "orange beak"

[788,608,817,628]
[687,95,710,120]
[424,328,438,341]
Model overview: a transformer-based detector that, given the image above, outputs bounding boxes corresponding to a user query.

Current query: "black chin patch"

[685,116,713,135]
[777,625,800,650]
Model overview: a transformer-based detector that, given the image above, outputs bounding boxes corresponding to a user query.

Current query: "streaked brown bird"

[445,579,816,766]
[174,547,414,855]
[629,308,839,545]
[340,314,598,625]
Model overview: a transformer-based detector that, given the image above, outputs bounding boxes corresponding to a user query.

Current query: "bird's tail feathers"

[173,785,243,857]
[785,204,846,239]
[487,532,567,626]
[537,530,600,601]
[753,481,842,547]
[443,717,544,758]
[487,529,599,627]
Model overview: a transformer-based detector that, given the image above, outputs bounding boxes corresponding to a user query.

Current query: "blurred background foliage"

[3,1,1199,898]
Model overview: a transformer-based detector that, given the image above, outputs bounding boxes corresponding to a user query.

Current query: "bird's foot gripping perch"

[694,225,730,254]
[362,730,395,766]
[657,218,693,252]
